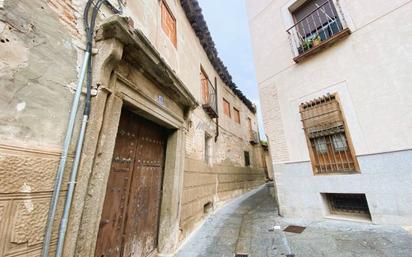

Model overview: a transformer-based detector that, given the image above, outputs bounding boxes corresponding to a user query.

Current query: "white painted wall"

[246,0,412,225]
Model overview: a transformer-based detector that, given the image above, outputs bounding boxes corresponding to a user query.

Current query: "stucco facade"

[0,1,267,256]
[246,0,412,225]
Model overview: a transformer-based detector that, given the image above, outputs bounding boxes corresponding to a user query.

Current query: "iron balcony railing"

[201,78,218,118]
[287,0,345,57]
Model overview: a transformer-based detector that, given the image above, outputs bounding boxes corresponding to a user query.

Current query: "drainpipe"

[214,80,219,142]
[41,1,122,257]
[40,45,90,257]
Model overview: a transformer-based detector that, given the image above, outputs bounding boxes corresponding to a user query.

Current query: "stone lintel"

[95,15,199,111]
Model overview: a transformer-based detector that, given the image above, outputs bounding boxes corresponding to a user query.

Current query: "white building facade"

[246,0,412,225]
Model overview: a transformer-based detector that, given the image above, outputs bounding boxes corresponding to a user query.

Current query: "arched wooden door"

[95,109,167,257]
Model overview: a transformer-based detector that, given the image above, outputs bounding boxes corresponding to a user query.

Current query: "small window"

[204,134,211,165]
[332,133,348,151]
[300,94,359,174]
[314,137,328,154]
[203,201,213,214]
[160,0,177,47]
[324,193,371,220]
[223,98,231,117]
[244,151,250,167]
[233,107,240,124]
[200,69,209,104]
[247,117,252,132]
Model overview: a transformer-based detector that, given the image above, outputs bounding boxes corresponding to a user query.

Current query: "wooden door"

[95,110,167,257]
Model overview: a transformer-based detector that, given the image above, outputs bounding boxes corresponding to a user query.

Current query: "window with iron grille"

[325,193,371,219]
[300,93,359,174]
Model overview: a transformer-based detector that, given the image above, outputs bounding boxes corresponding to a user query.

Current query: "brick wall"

[260,84,290,163]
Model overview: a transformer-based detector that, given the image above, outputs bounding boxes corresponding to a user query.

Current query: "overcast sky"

[197,0,266,139]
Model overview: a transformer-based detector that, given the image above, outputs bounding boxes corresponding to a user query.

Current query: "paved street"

[175,184,412,257]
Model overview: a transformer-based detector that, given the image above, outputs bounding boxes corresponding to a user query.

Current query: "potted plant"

[302,38,313,51]
[313,35,322,47]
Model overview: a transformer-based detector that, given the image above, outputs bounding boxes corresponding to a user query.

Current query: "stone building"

[247,0,412,225]
[0,0,267,256]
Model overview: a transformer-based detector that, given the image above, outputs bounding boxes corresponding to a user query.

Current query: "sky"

[197,0,266,139]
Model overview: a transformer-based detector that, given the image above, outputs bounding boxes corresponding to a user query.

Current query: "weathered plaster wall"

[0,0,80,256]
[247,0,412,225]
[0,0,78,149]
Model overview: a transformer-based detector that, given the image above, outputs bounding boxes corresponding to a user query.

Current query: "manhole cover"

[283,225,306,234]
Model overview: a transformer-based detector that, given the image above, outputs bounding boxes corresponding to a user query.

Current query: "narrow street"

[175,184,412,257]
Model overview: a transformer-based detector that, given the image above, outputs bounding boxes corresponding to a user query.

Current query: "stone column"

[157,128,185,256]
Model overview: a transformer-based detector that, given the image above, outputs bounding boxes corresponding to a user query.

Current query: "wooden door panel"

[122,116,167,257]
[95,111,140,257]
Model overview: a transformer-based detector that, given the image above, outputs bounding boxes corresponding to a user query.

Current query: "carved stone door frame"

[64,16,198,257]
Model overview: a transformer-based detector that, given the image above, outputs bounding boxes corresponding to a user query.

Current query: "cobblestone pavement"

[174,184,412,257]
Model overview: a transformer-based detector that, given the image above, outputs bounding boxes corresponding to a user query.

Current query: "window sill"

[293,28,351,63]
[314,170,360,176]
[324,214,372,223]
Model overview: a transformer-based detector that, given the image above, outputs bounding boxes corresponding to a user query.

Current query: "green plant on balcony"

[297,35,322,54]
[312,35,322,46]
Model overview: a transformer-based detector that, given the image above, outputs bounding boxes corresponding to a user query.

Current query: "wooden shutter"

[300,94,359,174]
[200,69,209,103]
[223,98,231,117]
[233,108,241,124]
[161,0,177,47]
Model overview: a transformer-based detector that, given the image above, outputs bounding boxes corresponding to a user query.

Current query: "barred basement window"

[300,94,359,174]
[324,193,371,220]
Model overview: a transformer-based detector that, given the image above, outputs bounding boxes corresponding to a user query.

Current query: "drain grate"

[283,225,306,234]
[234,254,248,257]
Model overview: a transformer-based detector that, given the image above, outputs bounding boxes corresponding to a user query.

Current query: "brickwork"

[260,83,290,162]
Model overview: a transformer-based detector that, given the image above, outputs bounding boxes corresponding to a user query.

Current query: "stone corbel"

[92,37,124,93]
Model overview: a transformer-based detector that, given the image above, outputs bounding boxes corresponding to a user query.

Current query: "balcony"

[287,0,350,63]
[249,131,260,145]
[201,77,218,118]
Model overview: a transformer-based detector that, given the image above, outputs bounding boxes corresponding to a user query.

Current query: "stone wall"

[180,158,266,241]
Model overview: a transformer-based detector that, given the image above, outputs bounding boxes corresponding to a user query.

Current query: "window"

[200,69,209,104]
[204,134,211,165]
[287,0,349,62]
[223,98,231,117]
[324,193,371,220]
[233,107,240,124]
[160,0,177,47]
[300,94,359,174]
[244,151,250,167]
[332,133,348,151]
